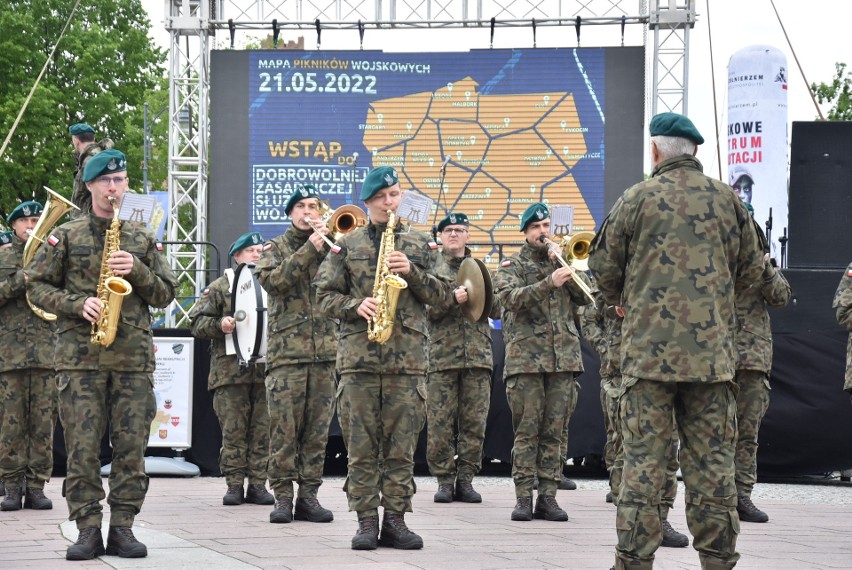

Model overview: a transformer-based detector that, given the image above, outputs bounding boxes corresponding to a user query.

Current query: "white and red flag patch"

[847,269,852,277]
[331,243,341,254]
[47,235,59,247]
[262,243,273,252]
[428,241,438,250]
[202,288,210,295]
[501,259,512,267]
[156,242,163,251]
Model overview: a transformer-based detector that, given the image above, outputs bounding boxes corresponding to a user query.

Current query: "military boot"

[24,487,53,510]
[737,495,769,523]
[66,527,105,560]
[534,494,569,521]
[455,480,482,503]
[558,474,577,490]
[269,496,293,523]
[245,483,274,505]
[605,491,614,503]
[379,512,424,549]
[222,483,244,506]
[106,526,147,558]
[351,514,379,550]
[433,483,454,503]
[661,520,689,547]
[294,497,334,522]
[0,487,22,511]
[510,495,533,521]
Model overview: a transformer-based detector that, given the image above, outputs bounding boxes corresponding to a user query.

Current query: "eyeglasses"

[94,176,127,186]
[442,228,468,235]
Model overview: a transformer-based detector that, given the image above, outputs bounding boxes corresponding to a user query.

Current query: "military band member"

[28,149,178,561]
[833,261,852,401]
[589,112,764,570]
[0,201,56,512]
[315,166,452,550]
[427,212,498,504]
[0,230,12,249]
[255,185,338,524]
[494,202,591,523]
[69,123,113,216]
[189,231,273,508]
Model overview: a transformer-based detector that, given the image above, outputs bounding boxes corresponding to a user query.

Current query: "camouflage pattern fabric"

[71,139,114,216]
[0,236,57,488]
[833,261,852,395]
[732,369,768,497]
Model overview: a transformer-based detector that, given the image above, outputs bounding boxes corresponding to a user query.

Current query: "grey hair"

[651,135,696,161]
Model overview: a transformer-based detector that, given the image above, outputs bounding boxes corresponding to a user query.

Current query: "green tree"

[812,62,852,121]
[0,0,166,220]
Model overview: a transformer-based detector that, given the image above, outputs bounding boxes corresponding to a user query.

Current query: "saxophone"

[90,197,133,347]
[367,210,408,344]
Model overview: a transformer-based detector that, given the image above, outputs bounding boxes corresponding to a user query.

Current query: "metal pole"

[143,102,150,193]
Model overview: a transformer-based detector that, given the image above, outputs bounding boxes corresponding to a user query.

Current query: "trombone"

[304,202,367,251]
[539,233,595,304]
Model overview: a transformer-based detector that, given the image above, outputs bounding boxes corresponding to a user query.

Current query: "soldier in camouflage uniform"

[189,231,273,508]
[833,261,852,399]
[733,206,792,524]
[588,113,764,570]
[0,201,56,512]
[427,212,498,504]
[28,149,177,561]
[69,123,113,216]
[315,167,452,551]
[494,202,591,523]
[255,185,338,525]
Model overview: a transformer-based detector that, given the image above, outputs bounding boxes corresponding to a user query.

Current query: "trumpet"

[539,236,595,304]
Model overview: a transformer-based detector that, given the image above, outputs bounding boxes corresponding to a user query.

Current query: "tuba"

[559,231,595,272]
[367,210,408,344]
[90,197,133,347]
[23,187,80,321]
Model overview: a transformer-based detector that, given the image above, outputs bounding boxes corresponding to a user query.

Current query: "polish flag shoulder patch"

[202,288,210,295]
[47,235,59,247]
[262,242,273,252]
[156,242,163,251]
[331,244,342,254]
[847,269,852,278]
[428,241,438,250]
[501,259,512,267]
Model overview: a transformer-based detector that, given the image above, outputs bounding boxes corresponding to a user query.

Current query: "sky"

[141,0,852,180]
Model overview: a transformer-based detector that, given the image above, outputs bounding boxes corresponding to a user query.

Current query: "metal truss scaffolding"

[163,0,694,327]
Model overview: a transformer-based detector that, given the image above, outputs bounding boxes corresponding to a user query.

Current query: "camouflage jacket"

[315,221,452,375]
[580,287,623,379]
[0,235,55,372]
[588,155,764,383]
[188,273,265,390]
[494,242,591,379]
[27,214,177,372]
[427,248,499,373]
[832,262,852,393]
[254,225,338,367]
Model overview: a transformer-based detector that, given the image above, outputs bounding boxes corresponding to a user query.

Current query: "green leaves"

[812,62,852,121]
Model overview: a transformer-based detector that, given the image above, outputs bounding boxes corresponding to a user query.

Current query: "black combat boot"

[245,483,274,505]
[455,480,482,503]
[605,491,614,503]
[24,487,53,510]
[351,514,379,550]
[106,526,147,558]
[269,496,293,523]
[661,520,689,547]
[534,494,569,521]
[433,483,454,503]
[558,474,577,490]
[222,483,244,506]
[0,486,22,511]
[66,527,105,560]
[737,495,769,523]
[510,495,533,521]
[379,512,424,549]
[294,497,334,522]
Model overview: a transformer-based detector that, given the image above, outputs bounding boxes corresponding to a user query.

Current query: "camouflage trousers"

[733,369,770,498]
[506,372,577,497]
[212,382,270,486]
[337,373,426,516]
[266,362,335,499]
[426,368,491,485]
[558,374,581,468]
[615,377,740,570]
[57,371,156,529]
[0,368,56,488]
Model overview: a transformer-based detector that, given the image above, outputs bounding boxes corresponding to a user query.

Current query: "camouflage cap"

[0,231,12,245]
[729,165,754,187]
[520,202,549,232]
[437,212,470,232]
[82,149,127,182]
[360,166,399,201]
[7,200,44,224]
[284,184,320,216]
[229,231,264,256]
[649,112,704,145]
[68,123,96,136]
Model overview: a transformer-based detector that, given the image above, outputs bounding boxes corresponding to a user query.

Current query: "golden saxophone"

[367,210,408,344]
[90,197,133,347]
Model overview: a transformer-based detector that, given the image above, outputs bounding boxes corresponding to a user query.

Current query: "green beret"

[0,231,12,245]
[437,212,470,233]
[229,231,264,257]
[68,123,95,136]
[360,167,399,201]
[520,202,549,232]
[649,112,704,145]
[82,149,127,182]
[7,200,44,224]
[284,184,321,216]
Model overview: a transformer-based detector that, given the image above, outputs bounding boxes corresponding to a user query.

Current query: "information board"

[150,337,194,448]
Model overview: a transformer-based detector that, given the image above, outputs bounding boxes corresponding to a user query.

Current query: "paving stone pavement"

[1,476,851,569]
